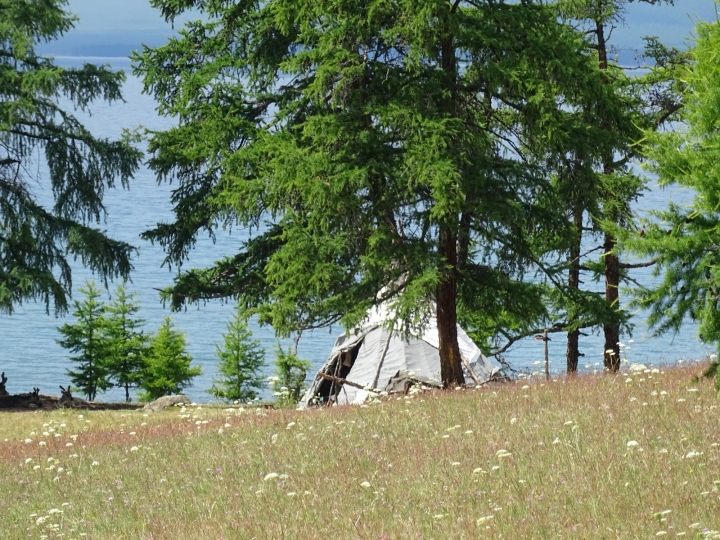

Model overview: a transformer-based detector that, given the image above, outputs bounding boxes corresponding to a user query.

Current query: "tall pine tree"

[134,0,625,385]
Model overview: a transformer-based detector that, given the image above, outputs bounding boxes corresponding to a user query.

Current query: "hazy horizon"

[41,0,719,58]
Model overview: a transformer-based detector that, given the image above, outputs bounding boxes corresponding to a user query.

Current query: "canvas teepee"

[298,303,499,407]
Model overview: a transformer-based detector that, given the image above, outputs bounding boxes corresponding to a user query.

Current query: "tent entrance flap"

[311,338,364,404]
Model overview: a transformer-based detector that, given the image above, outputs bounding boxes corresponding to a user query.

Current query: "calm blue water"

[0,57,710,402]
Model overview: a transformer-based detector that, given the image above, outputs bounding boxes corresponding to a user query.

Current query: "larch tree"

[104,282,147,402]
[0,0,142,315]
[139,316,201,401]
[547,0,690,372]
[56,280,111,401]
[134,0,623,386]
[208,303,266,403]
[628,17,720,387]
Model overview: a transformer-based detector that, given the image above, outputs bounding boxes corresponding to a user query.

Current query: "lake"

[0,57,710,403]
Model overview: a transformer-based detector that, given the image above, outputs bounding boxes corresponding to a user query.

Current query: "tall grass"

[2,362,720,539]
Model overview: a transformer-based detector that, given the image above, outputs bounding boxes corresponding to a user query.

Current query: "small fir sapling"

[104,282,148,402]
[208,305,266,402]
[56,281,112,401]
[138,317,201,401]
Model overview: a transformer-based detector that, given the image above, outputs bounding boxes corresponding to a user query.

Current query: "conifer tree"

[628,17,720,386]
[208,305,266,402]
[138,317,201,401]
[56,281,111,401]
[272,345,311,407]
[0,0,142,315]
[134,0,625,385]
[538,0,690,372]
[104,282,147,402]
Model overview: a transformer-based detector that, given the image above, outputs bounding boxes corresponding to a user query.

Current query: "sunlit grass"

[2,361,720,539]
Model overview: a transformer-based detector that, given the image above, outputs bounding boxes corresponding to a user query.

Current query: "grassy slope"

[2,362,720,539]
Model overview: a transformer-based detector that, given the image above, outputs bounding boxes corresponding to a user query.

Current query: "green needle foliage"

[272,345,311,407]
[104,282,147,402]
[541,0,690,372]
[138,317,201,402]
[0,0,143,315]
[56,281,111,401]
[629,17,720,388]
[135,0,623,384]
[208,304,266,403]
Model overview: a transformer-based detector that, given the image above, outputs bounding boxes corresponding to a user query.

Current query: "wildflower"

[48,508,63,515]
[552,438,561,445]
[451,462,460,466]
[91,461,99,466]
[564,421,573,426]
[433,514,446,520]
[287,492,297,497]
[472,468,486,474]
[38,441,46,446]
[627,441,640,448]
[522,385,529,390]
[130,446,139,452]
[625,378,633,383]
[510,418,517,425]
[477,515,494,525]
[33,465,40,470]
[286,422,296,429]
[25,458,32,464]
[263,473,279,481]
[464,430,473,435]
[24,439,32,444]
[496,449,512,459]
[65,443,73,447]
[686,451,703,459]
[360,481,371,488]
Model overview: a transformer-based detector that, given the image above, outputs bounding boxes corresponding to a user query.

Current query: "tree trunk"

[596,20,621,372]
[435,20,464,388]
[603,233,621,371]
[566,200,583,373]
[437,224,465,388]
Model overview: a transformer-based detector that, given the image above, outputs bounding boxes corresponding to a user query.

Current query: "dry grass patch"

[2,362,720,539]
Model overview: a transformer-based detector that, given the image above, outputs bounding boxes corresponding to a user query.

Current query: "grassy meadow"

[2,361,720,539]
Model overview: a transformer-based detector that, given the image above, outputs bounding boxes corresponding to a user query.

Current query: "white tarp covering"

[299,303,499,408]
